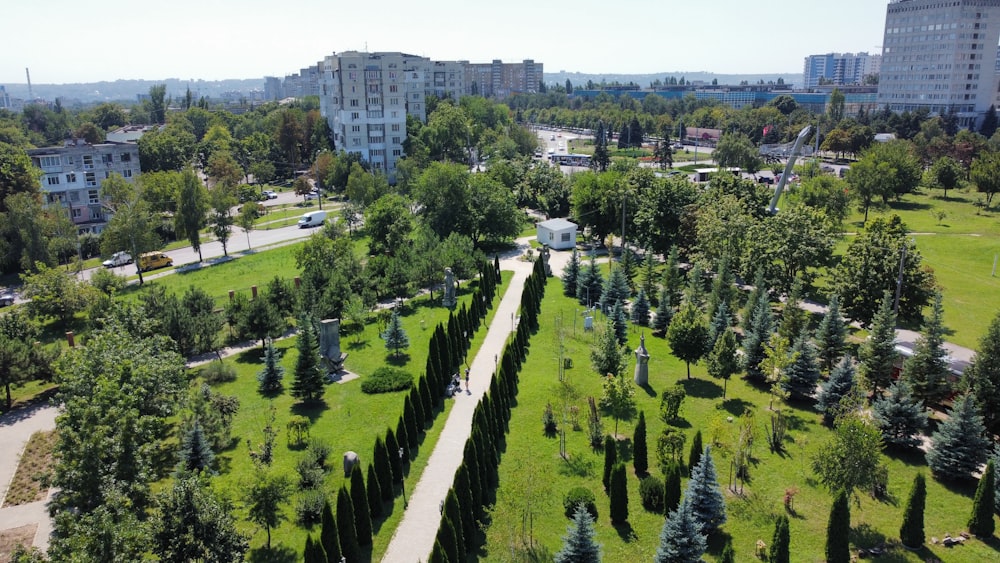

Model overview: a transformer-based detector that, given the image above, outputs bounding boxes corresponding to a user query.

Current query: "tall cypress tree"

[403,396,419,448]
[373,437,393,502]
[395,416,410,463]
[664,461,682,515]
[688,430,703,475]
[418,376,434,424]
[385,429,402,484]
[320,500,341,563]
[409,386,425,434]
[633,411,648,476]
[826,490,850,563]
[900,473,926,548]
[429,539,447,563]
[366,464,383,519]
[464,440,483,511]
[603,436,617,492]
[436,515,460,563]
[444,490,466,557]
[335,486,360,563]
[609,462,629,524]
[349,464,372,546]
[858,291,898,398]
[816,295,847,372]
[770,514,790,563]
[969,460,996,537]
[455,465,477,545]
[304,535,326,563]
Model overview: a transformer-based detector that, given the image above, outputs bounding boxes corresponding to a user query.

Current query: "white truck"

[102,251,133,268]
[297,210,327,228]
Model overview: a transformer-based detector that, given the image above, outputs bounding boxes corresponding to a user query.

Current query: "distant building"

[536,218,577,250]
[27,140,141,234]
[877,0,1000,127]
[803,52,881,88]
[105,125,157,144]
[462,59,543,97]
[264,76,283,101]
[0,86,9,110]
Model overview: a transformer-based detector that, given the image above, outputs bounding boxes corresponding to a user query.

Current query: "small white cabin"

[536,218,578,250]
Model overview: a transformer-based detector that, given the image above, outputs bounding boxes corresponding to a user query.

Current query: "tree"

[304,536,326,563]
[966,310,1000,436]
[969,460,996,538]
[257,340,284,394]
[981,105,999,138]
[899,473,927,548]
[292,314,325,402]
[592,120,610,172]
[602,435,617,492]
[769,514,790,563]
[554,505,602,563]
[610,299,629,345]
[600,373,636,438]
[244,472,290,550]
[176,419,214,475]
[100,173,161,285]
[209,186,237,257]
[816,357,857,426]
[873,379,927,450]
[562,248,580,297]
[634,411,648,475]
[151,477,248,563]
[381,308,410,359]
[577,253,604,307]
[631,289,651,326]
[904,292,951,405]
[664,461,682,515]
[609,462,629,524]
[238,201,258,251]
[781,329,821,401]
[815,295,847,372]
[741,293,773,382]
[826,490,850,563]
[600,267,631,312]
[667,300,709,379]
[848,140,921,216]
[321,500,342,562]
[811,414,886,498]
[654,495,707,563]
[926,156,963,198]
[927,394,990,480]
[857,291,898,397]
[0,141,41,209]
[706,327,739,399]
[148,84,167,123]
[591,319,627,377]
[684,446,726,535]
[714,132,761,173]
[0,310,47,411]
[350,464,373,546]
[688,431,703,477]
[336,486,361,562]
[971,149,1000,207]
[175,169,208,261]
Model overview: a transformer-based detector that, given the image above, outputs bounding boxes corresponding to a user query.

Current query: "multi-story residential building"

[877,0,1000,127]
[0,86,10,110]
[463,59,543,97]
[264,76,284,101]
[803,52,881,88]
[27,140,140,234]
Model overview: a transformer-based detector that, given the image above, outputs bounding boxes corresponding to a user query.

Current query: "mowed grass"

[481,276,999,562]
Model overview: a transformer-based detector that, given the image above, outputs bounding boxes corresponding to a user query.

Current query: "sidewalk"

[0,402,58,551]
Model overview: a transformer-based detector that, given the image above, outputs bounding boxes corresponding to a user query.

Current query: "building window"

[392,149,402,156]
[392,137,400,144]
[350,99,359,107]
[71,208,82,219]
[88,190,99,204]
[85,172,97,187]
[351,112,360,119]
[39,156,60,167]
[389,84,398,93]
[351,125,361,132]
[561,232,571,242]
[391,124,400,132]
[47,176,60,186]
[69,191,80,202]
[65,173,76,183]
[83,155,94,170]
[102,154,114,164]
[123,169,133,178]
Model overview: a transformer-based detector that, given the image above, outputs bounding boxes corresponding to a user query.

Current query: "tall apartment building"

[27,140,141,234]
[803,53,881,88]
[877,0,1000,126]
[463,59,543,97]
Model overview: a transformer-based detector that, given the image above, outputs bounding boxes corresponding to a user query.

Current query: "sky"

[2,0,891,84]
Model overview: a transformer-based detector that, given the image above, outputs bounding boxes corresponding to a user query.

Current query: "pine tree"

[815,294,847,372]
[631,289,651,326]
[576,254,604,307]
[927,394,990,480]
[769,514,790,563]
[633,411,648,476]
[707,327,739,399]
[900,473,926,548]
[373,438,393,502]
[706,255,737,323]
[969,310,1000,436]
[336,486,360,563]
[304,535,326,563]
[684,446,727,534]
[455,465,477,548]
[395,417,410,464]
[707,300,732,347]
[600,267,631,312]
[858,291,898,397]
[654,495,707,563]
[683,263,707,307]
[741,270,768,329]
[664,461,682,515]
[609,462,629,524]
[667,300,709,380]
[320,500,342,563]
[563,248,581,297]
[640,249,658,304]
[177,419,214,475]
[349,464,372,546]
[257,339,284,394]
[366,464,383,519]
[418,376,434,424]
[826,490,850,563]
[385,429,403,484]
[409,386,425,435]
[741,293,773,382]
[652,288,673,336]
[403,396,419,449]
[904,292,951,405]
[292,313,325,402]
[381,308,410,359]
[872,380,927,449]
[611,300,629,345]
[591,318,627,377]
[969,460,996,537]
[603,436,617,492]
[444,490,466,557]
[777,277,808,344]
[688,431,703,475]
[781,328,821,400]
[554,504,602,563]
[816,356,856,426]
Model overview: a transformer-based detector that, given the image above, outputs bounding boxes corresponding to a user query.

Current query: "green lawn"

[480,275,998,562]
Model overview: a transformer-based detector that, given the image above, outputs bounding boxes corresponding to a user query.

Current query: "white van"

[297,210,327,228]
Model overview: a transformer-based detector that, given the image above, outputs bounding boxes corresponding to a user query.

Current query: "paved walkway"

[0,402,58,551]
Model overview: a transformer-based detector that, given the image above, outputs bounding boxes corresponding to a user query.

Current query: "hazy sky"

[3,0,890,84]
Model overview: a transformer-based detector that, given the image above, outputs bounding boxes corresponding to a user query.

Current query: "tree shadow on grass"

[679,378,723,399]
[248,545,297,563]
[385,353,411,367]
[705,532,733,557]
[558,455,596,478]
[850,523,887,549]
[719,398,754,417]
[890,199,933,212]
[613,521,638,543]
[346,339,370,351]
[883,445,927,467]
[234,347,265,365]
[291,399,329,423]
[935,475,978,498]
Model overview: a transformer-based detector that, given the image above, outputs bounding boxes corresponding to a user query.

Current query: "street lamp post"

[399,448,407,508]
[494,354,498,376]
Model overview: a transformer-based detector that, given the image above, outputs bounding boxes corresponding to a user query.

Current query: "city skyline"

[3,0,891,84]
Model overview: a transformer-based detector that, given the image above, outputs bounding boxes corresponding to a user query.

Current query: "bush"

[201,361,237,384]
[563,486,598,519]
[296,489,326,526]
[308,439,332,469]
[640,475,665,512]
[543,402,557,435]
[361,367,413,394]
[297,456,325,490]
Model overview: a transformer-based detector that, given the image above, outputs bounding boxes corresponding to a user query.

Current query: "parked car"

[262,190,278,200]
[139,252,173,272]
[0,289,15,307]
[102,251,133,268]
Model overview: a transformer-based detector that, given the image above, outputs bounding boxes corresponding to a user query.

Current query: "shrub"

[563,486,597,519]
[308,440,332,469]
[543,402,557,435]
[297,456,325,490]
[361,367,413,394]
[201,361,237,384]
[296,489,326,526]
[639,475,665,512]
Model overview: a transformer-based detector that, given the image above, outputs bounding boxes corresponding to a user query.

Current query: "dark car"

[0,289,15,307]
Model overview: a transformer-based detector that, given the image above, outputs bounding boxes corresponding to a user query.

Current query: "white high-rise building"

[877,0,1000,126]
[803,52,881,88]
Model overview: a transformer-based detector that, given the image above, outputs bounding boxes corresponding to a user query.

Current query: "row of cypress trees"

[304,259,501,562]
[429,256,546,562]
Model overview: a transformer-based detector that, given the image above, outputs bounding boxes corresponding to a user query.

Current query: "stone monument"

[319,318,346,375]
[442,267,457,309]
[343,451,359,477]
[634,333,650,386]
[540,244,552,276]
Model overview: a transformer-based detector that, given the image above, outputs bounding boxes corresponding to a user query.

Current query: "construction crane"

[767,125,812,214]
[25,68,33,100]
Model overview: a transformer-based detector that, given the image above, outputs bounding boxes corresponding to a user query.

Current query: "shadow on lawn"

[248,545,297,563]
[638,383,657,397]
[613,521,638,543]
[719,398,754,417]
[679,378,723,399]
[558,455,596,478]
[291,399,329,423]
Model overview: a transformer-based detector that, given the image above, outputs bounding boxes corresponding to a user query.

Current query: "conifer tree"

[662,246,684,305]
[707,300,732,347]
[381,308,410,359]
[631,289,651,326]
[706,255,737,323]
[904,292,951,406]
[609,462,629,524]
[968,310,1000,436]
[292,313,325,402]
[437,515,460,563]
[177,419,214,475]
[385,429,402,484]
[304,535,326,563]
[373,437,393,502]
[683,263,707,307]
[969,460,996,537]
[826,490,850,563]
[320,500,341,563]
[707,327,739,399]
[463,441,483,511]
[257,339,284,394]
[781,328,821,400]
[554,504,602,563]
[664,461,682,514]
[900,473,926,548]
[815,294,847,372]
[858,291,898,397]
[336,486,360,563]
[455,465,477,547]
[429,539,447,563]
[640,249,658,303]
[817,356,856,426]
[777,277,809,343]
[409,386,425,434]
[603,435,617,492]
[403,396,419,448]
[769,514,790,563]
[720,537,736,563]
[600,267,631,312]
[633,411,648,476]
[654,495,707,563]
[577,253,604,307]
[742,270,767,328]
[872,380,927,449]
[611,299,629,345]
[684,446,727,535]
[563,248,581,297]
[444,490,466,557]
[927,394,990,480]
[395,417,410,463]
[652,288,673,336]
[741,292,773,382]
[592,318,627,377]
[418,376,434,424]
[349,464,372,546]
[667,300,709,380]
[688,430,703,475]
[365,464,383,519]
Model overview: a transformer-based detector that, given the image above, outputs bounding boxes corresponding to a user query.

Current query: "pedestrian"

[465,370,470,394]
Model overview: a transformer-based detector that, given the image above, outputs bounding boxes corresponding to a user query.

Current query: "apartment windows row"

[46,189,101,205]
[45,169,131,186]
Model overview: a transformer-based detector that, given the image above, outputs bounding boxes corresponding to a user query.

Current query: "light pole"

[399,448,407,508]
[494,353,498,376]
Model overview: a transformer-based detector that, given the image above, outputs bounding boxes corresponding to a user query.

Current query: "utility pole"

[893,243,908,318]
